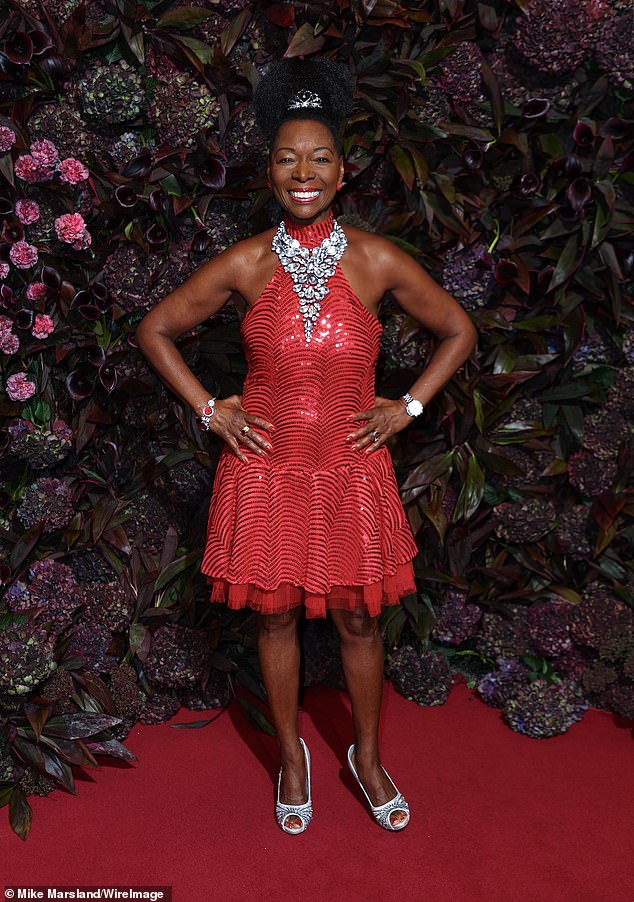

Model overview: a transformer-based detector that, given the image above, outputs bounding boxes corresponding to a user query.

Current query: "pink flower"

[0,126,16,153]
[15,154,40,184]
[55,212,91,250]
[72,231,92,251]
[15,199,40,225]
[26,281,47,300]
[6,372,36,401]
[0,331,19,354]
[58,157,89,185]
[30,139,59,169]
[0,262,9,280]
[9,240,38,269]
[0,314,12,332]
[32,314,54,339]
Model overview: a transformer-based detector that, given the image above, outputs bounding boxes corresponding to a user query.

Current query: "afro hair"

[253,57,355,148]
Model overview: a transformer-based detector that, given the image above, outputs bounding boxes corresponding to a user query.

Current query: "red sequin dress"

[202,212,418,618]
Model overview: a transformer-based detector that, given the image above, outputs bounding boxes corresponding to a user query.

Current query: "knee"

[333,608,380,643]
[258,609,300,637]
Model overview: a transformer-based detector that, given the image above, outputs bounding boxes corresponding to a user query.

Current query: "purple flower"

[26,281,47,300]
[0,314,12,332]
[0,331,19,354]
[30,139,59,169]
[15,199,40,225]
[0,126,16,153]
[17,476,75,531]
[5,372,36,401]
[0,262,9,280]
[58,157,89,185]
[9,240,38,269]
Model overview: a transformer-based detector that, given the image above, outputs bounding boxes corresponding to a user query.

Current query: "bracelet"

[198,397,217,432]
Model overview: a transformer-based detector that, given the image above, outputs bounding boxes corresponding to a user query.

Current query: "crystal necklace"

[272,215,348,342]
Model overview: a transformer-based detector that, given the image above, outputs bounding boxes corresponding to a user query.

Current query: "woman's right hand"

[207,394,274,464]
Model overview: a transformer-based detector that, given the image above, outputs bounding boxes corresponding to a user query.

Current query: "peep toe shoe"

[347,743,410,831]
[275,737,313,834]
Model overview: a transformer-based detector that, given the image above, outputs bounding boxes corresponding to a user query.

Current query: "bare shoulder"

[340,223,410,266]
[216,226,276,269]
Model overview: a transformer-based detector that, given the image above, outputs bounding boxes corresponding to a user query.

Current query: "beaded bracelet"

[198,397,217,432]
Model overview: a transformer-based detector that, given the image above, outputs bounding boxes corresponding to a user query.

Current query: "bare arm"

[347,235,478,452]
[135,240,275,463]
[375,237,478,407]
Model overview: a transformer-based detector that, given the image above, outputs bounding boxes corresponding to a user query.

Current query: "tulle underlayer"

[206,557,417,619]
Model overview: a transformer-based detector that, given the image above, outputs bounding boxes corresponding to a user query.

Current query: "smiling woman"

[135,56,477,839]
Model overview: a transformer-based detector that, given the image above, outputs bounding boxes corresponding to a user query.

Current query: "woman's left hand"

[345,396,413,454]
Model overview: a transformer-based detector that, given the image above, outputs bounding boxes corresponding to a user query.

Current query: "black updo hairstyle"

[253,57,355,154]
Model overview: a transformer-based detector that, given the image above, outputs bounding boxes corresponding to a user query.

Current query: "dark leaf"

[284,23,326,58]
[44,713,122,740]
[9,789,32,841]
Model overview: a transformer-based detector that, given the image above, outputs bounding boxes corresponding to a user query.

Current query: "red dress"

[202,212,418,618]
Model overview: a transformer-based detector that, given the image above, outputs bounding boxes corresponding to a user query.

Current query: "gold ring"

[240,424,250,434]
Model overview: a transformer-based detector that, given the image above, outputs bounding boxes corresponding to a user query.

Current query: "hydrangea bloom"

[6,560,83,633]
[6,372,36,401]
[17,477,75,531]
[8,417,74,468]
[387,645,454,706]
[503,678,588,738]
[143,623,209,689]
[9,240,38,268]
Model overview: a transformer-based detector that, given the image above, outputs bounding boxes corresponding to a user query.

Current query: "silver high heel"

[347,743,410,831]
[275,737,313,834]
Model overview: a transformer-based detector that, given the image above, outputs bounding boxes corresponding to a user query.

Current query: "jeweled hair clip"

[287,89,323,109]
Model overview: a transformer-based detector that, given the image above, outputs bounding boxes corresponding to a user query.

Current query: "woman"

[136,57,477,835]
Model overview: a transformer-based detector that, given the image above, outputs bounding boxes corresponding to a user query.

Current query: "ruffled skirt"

[201,447,418,619]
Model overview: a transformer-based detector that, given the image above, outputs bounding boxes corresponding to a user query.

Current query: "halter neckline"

[282,211,336,248]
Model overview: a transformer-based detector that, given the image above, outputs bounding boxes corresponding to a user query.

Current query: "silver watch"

[401,392,424,417]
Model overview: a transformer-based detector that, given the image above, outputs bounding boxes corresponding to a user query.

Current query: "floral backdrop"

[0,0,633,839]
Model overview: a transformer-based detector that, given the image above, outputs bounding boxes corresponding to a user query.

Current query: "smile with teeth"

[289,189,322,202]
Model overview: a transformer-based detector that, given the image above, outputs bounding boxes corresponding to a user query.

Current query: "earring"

[337,181,343,190]
[267,181,272,189]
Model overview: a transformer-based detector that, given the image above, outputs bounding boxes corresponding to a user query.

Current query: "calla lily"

[115,185,137,208]
[494,260,518,286]
[200,157,226,189]
[566,177,593,211]
[573,121,595,148]
[5,33,33,65]
[66,365,95,400]
[522,98,550,119]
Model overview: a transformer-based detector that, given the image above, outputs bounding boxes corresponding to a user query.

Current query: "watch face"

[408,399,423,416]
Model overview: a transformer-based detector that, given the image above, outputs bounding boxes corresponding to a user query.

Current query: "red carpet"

[2,679,632,902]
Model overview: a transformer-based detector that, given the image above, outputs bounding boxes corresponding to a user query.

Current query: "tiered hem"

[206,557,417,619]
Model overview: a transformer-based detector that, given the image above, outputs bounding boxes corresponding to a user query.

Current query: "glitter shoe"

[275,737,313,834]
[347,743,410,831]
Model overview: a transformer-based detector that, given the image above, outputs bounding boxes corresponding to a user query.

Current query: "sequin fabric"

[202,212,419,618]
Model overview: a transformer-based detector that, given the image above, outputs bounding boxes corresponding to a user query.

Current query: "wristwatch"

[401,392,424,417]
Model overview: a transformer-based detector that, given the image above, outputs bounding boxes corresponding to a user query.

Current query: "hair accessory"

[287,89,323,109]
[272,217,348,342]
[253,58,354,144]
[198,398,216,432]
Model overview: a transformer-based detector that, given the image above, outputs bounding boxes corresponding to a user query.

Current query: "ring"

[372,430,380,442]
[240,424,250,434]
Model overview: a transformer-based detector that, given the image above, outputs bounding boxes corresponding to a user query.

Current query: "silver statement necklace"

[272,216,348,342]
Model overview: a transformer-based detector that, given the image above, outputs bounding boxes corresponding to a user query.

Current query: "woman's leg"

[257,607,307,829]
[330,607,408,827]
